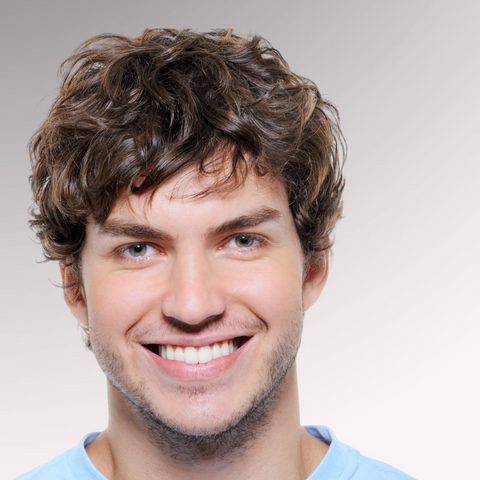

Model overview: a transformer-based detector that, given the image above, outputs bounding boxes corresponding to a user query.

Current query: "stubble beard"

[90,314,303,466]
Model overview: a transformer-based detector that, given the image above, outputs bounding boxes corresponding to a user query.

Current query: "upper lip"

[140,334,252,348]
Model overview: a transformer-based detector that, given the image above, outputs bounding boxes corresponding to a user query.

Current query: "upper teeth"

[159,340,237,364]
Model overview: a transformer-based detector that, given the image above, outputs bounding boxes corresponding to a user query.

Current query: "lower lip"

[143,343,246,381]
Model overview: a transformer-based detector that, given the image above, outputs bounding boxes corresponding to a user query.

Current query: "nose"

[161,251,225,326]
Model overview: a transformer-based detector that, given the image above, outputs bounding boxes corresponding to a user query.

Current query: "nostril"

[163,313,226,333]
[161,284,225,327]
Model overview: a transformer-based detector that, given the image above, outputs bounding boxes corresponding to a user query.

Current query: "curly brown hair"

[29,29,345,285]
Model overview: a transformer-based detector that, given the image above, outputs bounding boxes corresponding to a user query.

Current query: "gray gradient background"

[2,0,479,478]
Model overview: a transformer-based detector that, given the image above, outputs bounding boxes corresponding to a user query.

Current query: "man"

[20,29,415,479]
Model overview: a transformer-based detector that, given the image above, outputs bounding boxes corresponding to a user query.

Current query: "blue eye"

[234,235,255,248]
[125,244,155,257]
[225,235,260,249]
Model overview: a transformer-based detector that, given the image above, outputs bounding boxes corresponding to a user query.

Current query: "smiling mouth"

[144,337,250,365]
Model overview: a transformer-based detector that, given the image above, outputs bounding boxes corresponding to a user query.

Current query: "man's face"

[66,168,326,437]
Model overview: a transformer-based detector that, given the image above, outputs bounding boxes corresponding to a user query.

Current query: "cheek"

[85,270,159,333]
[232,257,304,328]
[82,250,304,335]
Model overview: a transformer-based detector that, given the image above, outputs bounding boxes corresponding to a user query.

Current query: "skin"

[63,168,329,480]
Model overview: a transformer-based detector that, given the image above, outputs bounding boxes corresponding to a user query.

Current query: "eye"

[123,243,157,258]
[225,235,260,249]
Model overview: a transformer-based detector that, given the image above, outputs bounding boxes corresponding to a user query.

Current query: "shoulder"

[15,449,75,480]
[345,446,416,479]
[15,433,103,480]
[305,426,416,480]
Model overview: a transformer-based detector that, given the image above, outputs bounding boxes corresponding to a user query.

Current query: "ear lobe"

[60,263,88,327]
[302,252,329,311]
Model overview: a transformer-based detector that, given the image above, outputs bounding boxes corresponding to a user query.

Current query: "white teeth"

[158,340,240,364]
[184,347,198,364]
[174,347,184,362]
[221,340,230,356]
[198,346,212,364]
[212,343,222,359]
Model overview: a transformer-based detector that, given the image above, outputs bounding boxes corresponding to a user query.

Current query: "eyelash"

[114,234,265,261]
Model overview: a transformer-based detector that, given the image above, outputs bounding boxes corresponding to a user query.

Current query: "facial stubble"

[90,314,303,466]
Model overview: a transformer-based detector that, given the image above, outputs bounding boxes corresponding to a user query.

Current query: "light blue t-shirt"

[16,426,415,479]
[305,427,415,479]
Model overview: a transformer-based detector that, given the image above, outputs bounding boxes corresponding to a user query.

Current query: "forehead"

[108,169,291,226]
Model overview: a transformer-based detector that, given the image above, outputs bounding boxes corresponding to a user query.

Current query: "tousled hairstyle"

[29,29,345,285]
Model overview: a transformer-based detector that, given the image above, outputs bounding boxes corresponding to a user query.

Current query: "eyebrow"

[98,221,174,242]
[206,207,281,238]
[98,207,281,242]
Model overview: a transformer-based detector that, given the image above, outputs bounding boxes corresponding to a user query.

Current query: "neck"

[86,366,328,480]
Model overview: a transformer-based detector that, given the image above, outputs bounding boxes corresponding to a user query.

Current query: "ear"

[302,251,329,311]
[60,262,88,327]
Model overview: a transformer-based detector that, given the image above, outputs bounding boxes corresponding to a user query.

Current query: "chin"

[94,311,302,461]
